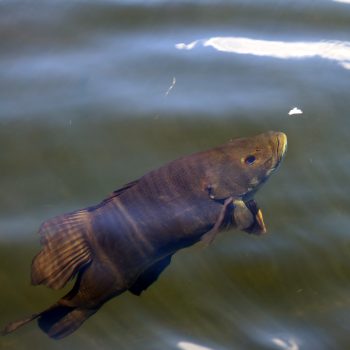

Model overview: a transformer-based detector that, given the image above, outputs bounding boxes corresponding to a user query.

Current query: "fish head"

[203,131,287,234]
[224,131,287,235]
[225,130,287,198]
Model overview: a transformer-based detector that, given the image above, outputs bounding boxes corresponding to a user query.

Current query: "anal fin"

[129,255,173,296]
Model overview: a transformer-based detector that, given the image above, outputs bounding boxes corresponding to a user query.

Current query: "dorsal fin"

[87,179,139,212]
[110,179,139,197]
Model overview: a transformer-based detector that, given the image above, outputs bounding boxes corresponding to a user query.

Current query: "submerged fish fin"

[37,304,97,339]
[88,179,139,211]
[243,199,267,234]
[129,255,173,296]
[233,199,255,230]
[110,179,139,197]
[2,303,97,340]
[200,196,234,245]
[31,210,93,290]
[2,312,41,336]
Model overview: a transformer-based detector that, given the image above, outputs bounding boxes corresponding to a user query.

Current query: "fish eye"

[244,155,256,165]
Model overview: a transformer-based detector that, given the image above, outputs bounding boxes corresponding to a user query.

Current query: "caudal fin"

[31,210,92,290]
[2,304,97,339]
[37,304,97,339]
[2,313,40,335]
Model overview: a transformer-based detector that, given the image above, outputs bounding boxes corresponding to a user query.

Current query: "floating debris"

[165,77,176,96]
[288,107,303,116]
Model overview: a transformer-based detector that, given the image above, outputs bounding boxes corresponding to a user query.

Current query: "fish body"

[2,131,287,339]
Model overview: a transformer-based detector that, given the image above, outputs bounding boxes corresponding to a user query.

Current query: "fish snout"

[275,131,288,163]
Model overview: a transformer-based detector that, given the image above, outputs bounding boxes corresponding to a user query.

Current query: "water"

[1,1,350,349]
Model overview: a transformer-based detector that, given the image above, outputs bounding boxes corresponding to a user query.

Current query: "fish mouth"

[259,131,287,182]
[276,132,288,165]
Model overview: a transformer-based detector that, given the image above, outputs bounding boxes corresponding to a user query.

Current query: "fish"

[2,130,287,339]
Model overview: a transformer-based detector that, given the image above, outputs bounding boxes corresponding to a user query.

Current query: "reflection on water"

[176,37,350,69]
[1,0,350,349]
[271,338,299,350]
[177,341,214,350]
[174,335,299,350]
[333,0,350,4]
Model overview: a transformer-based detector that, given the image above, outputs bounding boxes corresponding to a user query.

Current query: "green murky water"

[1,1,350,349]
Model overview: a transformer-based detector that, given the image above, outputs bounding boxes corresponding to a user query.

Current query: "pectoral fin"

[255,208,266,233]
[233,199,254,230]
[128,255,173,296]
[244,200,267,234]
[233,199,267,234]
[200,196,234,245]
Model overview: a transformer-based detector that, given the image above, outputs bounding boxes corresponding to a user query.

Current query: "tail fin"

[2,313,40,335]
[2,304,97,339]
[37,304,97,339]
[31,210,92,290]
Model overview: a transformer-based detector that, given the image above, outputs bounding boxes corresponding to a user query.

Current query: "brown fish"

[2,131,287,339]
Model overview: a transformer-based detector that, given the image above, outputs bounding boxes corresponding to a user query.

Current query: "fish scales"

[94,178,212,266]
[116,162,217,247]
[2,131,287,339]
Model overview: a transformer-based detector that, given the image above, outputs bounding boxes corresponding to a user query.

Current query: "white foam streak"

[176,37,350,70]
[175,41,199,50]
[177,341,214,350]
[272,337,299,350]
[333,0,350,4]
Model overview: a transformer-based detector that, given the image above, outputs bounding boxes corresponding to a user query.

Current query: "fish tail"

[2,303,97,339]
[2,312,40,335]
[37,304,97,339]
